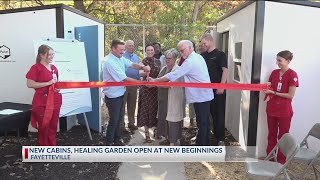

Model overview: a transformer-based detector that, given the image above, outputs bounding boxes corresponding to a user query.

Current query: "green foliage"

[0,0,244,55]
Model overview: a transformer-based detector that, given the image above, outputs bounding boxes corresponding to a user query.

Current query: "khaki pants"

[189,103,195,119]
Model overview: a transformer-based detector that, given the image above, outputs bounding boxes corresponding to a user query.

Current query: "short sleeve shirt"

[26,63,61,108]
[102,53,133,98]
[266,68,299,117]
[201,49,228,83]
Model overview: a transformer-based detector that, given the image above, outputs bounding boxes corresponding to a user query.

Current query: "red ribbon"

[35,81,269,130]
[30,85,55,129]
[55,81,268,91]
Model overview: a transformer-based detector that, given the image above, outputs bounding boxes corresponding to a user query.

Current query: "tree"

[0,0,244,53]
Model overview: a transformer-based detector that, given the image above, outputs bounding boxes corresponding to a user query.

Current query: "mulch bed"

[0,123,240,180]
[180,127,240,146]
[0,125,131,180]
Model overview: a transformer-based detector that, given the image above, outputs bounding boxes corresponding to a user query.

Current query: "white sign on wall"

[33,39,92,117]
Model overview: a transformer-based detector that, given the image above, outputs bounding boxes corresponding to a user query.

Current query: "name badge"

[52,73,58,81]
[277,82,282,92]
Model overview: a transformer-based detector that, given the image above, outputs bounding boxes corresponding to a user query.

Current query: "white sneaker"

[175,139,181,146]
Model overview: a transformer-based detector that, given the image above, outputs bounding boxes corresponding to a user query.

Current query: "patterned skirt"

[137,86,158,128]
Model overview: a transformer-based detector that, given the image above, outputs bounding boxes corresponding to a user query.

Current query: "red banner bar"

[31,81,268,129]
[56,81,268,91]
[25,148,28,159]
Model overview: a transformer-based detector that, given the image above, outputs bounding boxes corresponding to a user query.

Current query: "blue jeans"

[105,95,124,144]
[194,101,211,146]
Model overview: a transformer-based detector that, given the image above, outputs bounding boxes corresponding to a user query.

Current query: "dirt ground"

[184,161,318,180]
[0,124,232,180]
[1,126,319,180]
[0,125,132,180]
[182,129,318,180]
[1,102,318,179]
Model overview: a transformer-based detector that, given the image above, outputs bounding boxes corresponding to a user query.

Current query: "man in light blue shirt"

[103,39,150,146]
[120,40,140,131]
[149,40,214,146]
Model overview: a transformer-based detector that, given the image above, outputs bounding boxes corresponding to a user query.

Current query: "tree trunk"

[190,1,200,38]
[73,0,86,13]
[192,1,199,23]
[180,1,186,37]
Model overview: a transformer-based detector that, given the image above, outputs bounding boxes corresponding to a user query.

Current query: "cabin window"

[233,42,242,82]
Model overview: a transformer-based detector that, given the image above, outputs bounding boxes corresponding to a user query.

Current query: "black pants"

[194,101,211,146]
[210,90,226,142]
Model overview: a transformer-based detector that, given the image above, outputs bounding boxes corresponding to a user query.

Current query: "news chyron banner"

[22,146,226,162]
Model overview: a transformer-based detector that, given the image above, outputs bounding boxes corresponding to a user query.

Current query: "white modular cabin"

[0,4,105,132]
[215,0,320,156]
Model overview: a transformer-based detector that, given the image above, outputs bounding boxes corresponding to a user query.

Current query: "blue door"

[75,25,100,132]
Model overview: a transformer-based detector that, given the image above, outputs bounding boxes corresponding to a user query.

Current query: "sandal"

[153,128,159,139]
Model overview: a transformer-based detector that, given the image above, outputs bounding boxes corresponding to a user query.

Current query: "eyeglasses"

[179,47,188,53]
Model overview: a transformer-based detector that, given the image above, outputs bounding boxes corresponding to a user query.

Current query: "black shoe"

[105,142,114,146]
[121,128,131,134]
[128,125,138,131]
[159,139,170,146]
[114,140,125,146]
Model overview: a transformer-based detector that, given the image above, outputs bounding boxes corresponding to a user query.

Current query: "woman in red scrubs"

[263,50,299,164]
[26,44,62,146]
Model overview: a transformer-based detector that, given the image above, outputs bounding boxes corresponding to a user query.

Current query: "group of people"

[26,33,299,164]
[101,35,229,146]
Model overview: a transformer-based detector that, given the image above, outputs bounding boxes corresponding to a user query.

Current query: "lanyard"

[277,74,282,92]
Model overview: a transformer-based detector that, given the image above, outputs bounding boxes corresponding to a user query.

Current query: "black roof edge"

[215,0,320,25]
[0,3,105,24]
[0,4,63,14]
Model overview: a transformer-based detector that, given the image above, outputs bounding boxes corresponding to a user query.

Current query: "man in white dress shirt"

[149,40,214,145]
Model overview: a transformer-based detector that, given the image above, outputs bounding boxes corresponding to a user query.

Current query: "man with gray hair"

[149,40,213,146]
[120,40,140,132]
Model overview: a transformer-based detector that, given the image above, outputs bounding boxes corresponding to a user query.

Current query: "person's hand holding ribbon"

[142,65,150,73]
[263,82,273,101]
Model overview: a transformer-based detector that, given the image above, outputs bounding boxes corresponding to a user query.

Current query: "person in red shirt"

[263,50,299,164]
[26,44,62,146]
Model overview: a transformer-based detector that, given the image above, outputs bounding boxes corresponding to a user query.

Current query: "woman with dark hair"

[152,42,162,59]
[137,44,161,143]
[153,42,166,68]
[26,44,62,146]
[263,50,299,164]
